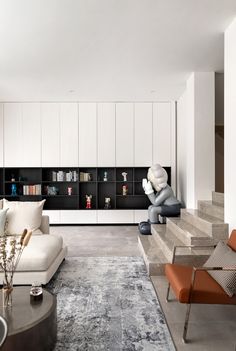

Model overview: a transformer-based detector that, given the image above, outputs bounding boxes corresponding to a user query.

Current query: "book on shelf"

[52,170,78,182]
[79,172,91,181]
[23,184,41,195]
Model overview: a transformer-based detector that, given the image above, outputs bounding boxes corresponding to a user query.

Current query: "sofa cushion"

[204,241,236,297]
[3,199,45,235]
[16,234,63,271]
[0,209,8,236]
[0,199,2,209]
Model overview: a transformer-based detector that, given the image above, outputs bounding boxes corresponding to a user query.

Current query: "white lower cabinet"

[43,210,61,224]
[60,210,97,224]
[134,210,148,223]
[97,210,134,224]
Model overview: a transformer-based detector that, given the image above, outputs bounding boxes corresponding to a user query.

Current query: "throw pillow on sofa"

[0,208,8,236]
[3,199,46,235]
[204,240,236,297]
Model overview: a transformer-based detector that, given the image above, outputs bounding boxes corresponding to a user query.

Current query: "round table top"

[0,287,56,336]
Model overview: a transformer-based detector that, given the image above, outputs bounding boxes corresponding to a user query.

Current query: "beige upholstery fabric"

[0,199,2,209]
[204,241,236,297]
[3,199,46,235]
[16,234,63,271]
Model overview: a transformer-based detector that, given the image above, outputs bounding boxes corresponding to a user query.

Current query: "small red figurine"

[86,195,92,209]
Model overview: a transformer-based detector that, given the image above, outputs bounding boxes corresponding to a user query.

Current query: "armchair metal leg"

[166,283,170,302]
[182,303,192,343]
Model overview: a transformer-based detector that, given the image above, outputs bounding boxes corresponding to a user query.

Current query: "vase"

[2,282,13,308]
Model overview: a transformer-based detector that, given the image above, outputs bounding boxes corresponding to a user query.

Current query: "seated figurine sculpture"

[142,164,181,224]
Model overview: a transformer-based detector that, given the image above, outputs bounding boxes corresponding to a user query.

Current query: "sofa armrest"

[40,215,50,234]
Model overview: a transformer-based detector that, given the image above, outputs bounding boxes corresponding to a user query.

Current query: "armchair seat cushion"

[15,234,63,272]
[165,263,236,304]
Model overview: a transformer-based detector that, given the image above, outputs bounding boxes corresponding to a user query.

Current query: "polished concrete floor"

[51,225,236,351]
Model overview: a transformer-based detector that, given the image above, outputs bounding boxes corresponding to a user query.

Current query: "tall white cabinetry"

[116,103,134,166]
[97,103,115,166]
[0,104,3,167]
[79,103,97,166]
[134,103,153,166]
[60,103,78,167]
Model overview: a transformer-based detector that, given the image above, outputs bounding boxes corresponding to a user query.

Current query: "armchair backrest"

[227,230,236,251]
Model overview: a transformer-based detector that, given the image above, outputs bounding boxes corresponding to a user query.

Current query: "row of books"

[52,171,78,182]
[23,184,41,195]
[79,172,92,181]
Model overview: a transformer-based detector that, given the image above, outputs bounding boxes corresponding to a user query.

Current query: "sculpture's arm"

[147,187,171,206]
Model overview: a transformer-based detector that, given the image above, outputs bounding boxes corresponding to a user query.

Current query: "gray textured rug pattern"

[47,257,175,351]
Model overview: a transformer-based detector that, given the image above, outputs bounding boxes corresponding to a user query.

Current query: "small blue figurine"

[11,184,17,196]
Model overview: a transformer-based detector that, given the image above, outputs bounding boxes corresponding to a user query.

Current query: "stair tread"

[168,217,211,238]
[182,208,225,224]
[138,234,168,263]
[151,224,213,256]
[198,200,224,211]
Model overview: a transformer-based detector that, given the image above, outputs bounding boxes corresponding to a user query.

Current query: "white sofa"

[0,215,67,285]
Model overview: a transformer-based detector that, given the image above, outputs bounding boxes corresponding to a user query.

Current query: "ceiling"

[0,0,236,102]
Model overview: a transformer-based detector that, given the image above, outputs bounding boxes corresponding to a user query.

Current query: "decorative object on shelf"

[52,170,78,182]
[67,187,72,196]
[122,185,128,196]
[11,174,15,182]
[11,184,17,196]
[103,171,108,182]
[104,197,111,209]
[80,172,92,181]
[46,186,59,196]
[0,228,32,307]
[122,172,127,182]
[86,195,92,209]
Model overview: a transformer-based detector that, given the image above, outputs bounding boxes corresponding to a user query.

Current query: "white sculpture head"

[147,164,168,192]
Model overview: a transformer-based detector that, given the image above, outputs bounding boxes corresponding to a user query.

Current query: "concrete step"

[212,191,224,207]
[151,224,212,265]
[166,217,214,246]
[138,234,169,275]
[181,208,228,240]
[198,200,224,221]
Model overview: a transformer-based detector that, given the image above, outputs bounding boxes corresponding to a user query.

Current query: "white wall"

[224,18,236,232]
[177,72,215,208]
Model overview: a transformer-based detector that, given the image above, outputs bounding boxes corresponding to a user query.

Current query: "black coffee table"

[0,286,57,351]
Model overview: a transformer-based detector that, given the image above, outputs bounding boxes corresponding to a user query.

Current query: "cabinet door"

[0,104,3,167]
[134,103,152,166]
[43,210,61,224]
[78,103,97,166]
[116,103,134,166]
[153,103,172,166]
[4,103,22,167]
[21,103,41,166]
[97,103,115,166]
[61,210,97,224]
[60,103,78,167]
[41,103,60,167]
[97,210,134,223]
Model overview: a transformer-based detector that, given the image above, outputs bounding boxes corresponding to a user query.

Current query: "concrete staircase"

[138,191,229,275]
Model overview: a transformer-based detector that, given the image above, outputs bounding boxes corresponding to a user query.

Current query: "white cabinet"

[41,103,60,167]
[4,103,22,167]
[43,210,60,225]
[60,103,78,167]
[116,103,134,166]
[97,103,115,166]
[0,104,3,167]
[79,103,97,166]
[134,210,148,223]
[134,103,153,166]
[153,103,172,166]
[60,210,97,224]
[21,103,41,166]
[97,210,134,224]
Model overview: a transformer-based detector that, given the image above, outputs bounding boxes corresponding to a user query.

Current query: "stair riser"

[198,201,224,220]
[212,192,224,207]
[181,209,228,238]
[151,230,173,261]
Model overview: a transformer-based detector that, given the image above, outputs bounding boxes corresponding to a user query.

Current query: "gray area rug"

[47,257,175,351]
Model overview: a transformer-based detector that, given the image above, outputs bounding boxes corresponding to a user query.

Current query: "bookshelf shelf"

[0,167,171,211]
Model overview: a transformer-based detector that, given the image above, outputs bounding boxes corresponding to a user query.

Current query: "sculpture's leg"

[148,205,162,223]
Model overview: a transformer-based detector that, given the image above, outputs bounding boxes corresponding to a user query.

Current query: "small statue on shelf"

[122,172,127,182]
[104,197,111,209]
[86,194,92,209]
[103,171,108,182]
[11,184,17,196]
[122,185,128,196]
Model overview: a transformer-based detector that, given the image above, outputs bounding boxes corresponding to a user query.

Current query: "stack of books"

[23,184,41,195]
[51,170,78,182]
[79,172,92,181]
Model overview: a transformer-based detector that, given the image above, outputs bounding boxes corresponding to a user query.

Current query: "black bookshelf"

[0,167,171,210]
